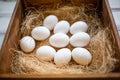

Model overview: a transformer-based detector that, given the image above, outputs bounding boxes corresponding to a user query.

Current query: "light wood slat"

[0,1,16,15]
[109,0,120,8]
[0,16,11,33]
[109,0,120,36]
[118,31,120,36]
[112,12,120,31]
[0,0,16,48]
[0,34,4,48]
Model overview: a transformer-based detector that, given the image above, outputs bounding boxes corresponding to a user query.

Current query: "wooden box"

[0,0,120,79]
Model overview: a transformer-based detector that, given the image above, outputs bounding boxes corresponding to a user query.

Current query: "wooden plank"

[0,0,16,48]
[0,0,120,79]
[0,0,23,73]
[0,1,16,15]
[112,12,120,30]
[118,29,120,36]
[109,0,120,9]
[0,17,11,34]
[0,73,120,79]
[0,34,4,49]
[103,0,120,49]
[108,0,120,36]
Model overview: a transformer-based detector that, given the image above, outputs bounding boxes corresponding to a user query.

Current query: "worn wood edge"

[105,0,120,49]
[0,73,120,78]
[104,0,120,73]
[0,0,23,73]
[0,0,19,56]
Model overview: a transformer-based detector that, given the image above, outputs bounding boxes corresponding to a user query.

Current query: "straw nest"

[10,3,117,74]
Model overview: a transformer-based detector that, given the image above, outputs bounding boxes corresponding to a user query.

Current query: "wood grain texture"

[109,0,120,36]
[103,0,120,46]
[0,0,120,79]
[0,0,16,48]
[0,0,22,73]
[0,73,120,79]
[103,0,120,71]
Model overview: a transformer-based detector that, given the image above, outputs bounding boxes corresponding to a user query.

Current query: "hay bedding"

[10,3,117,74]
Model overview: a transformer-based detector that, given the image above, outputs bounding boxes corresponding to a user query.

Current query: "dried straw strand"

[10,4,117,74]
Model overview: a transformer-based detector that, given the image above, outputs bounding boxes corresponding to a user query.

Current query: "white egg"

[36,46,56,61]
[70,21,88,34]
[72,48,92,65]
[43,15,58,30]
[49,33,69,48]
[54,48,71,66]
[20,36,35,53]
[54,20,70,34]
[70,32,90,47]
[31,26,50,41]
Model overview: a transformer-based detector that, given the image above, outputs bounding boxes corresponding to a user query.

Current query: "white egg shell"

[72,48,92,65]
[54,48,71,66]
[54,20,70,34]
[49,33,69,48]
[43,15,58,30]
[70,21,88,34]
[20,36,35,53]
[70,32,90,47]
[36,46,56,61]
[31,26,50,41]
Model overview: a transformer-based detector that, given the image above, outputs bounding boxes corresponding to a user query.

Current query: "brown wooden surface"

[103,0,120,49]
[0,0,120,79]
[0,73,120,79]
[103,0,120,71]
[0,0,23,73]
[23,0,99,5]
